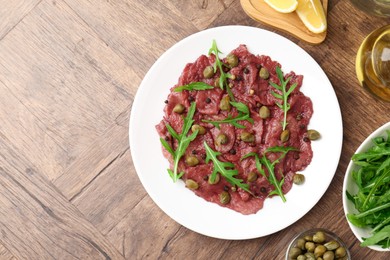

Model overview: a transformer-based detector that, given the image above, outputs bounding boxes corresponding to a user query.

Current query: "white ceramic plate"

[130,26,343,240]
[342,121,390,251]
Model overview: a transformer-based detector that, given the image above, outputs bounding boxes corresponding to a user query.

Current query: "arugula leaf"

[202,101,254,129]
[361,225,390,248]
[174,82,214,92]
[160,102,198,182]
[241,146,297,202]
[208,39,235,101]
[269,66,298,131]
[203,141,250,193]
[346,130,390,248]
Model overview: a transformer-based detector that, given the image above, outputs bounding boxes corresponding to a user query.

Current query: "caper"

[173,104,185,114]
[314,245,327,258]
[293,173,305,185]
[216,133,229,146]
[323,251,334,260]
[219,95,231,111]
[191,124,206,135]
[208,173,220,185]
[219,191,231,204]
[304,235,313,242]
[203,66,214,79]
[240,132,255,143]
[307,129,321,140]
[185,156,199,166]
[335,247,347,258]
[313,231,326,243]
[296,238,306,250]
[226,53,238,67]
[214,77,221,88]
[288,247,302,259]
[185,179,199,190]
[259,67,269,79]
[324,241,340,251]
[247,172,258,182]
[280,129,290,142]
[304,252,315,260]
[259,105,270,119]
[305,242,315,253]
[297,255,307,260]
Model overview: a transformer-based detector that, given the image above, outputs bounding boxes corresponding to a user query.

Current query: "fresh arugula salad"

[346,130,390,249]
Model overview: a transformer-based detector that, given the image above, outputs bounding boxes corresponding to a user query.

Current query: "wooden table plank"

[0,144,124,259]
[64,0,199,75]
[106,195,182,259]
[0,0,134,181]
[0,243,17,260]
[158,0,235,30]
[0,0,42,39]
[53,107,131,200]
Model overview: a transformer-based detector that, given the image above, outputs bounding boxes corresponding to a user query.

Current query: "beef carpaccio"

[156,43,315,215]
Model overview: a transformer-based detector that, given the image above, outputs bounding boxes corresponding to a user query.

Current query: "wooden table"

[0,0,389,259]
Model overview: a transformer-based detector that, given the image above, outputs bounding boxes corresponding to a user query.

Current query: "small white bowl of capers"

[286,228,351,260]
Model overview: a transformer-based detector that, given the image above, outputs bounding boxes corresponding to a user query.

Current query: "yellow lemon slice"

[264,0,298,13]
[296,0,327,34]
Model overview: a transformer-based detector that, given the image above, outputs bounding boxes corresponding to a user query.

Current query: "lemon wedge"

[264,0,298,13]
[296,0,327,34]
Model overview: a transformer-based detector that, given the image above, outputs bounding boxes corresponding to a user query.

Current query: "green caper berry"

[335,247,347,258]
[280,129,290,142]
[314,245,327,258]
[203,66,214,79]
[219,191,231,204]
[208,173,220,185]
[216,133,229,146]
[304,252,315,260]
[259,105,270,119]
[288,247,302,259]
[293,173,305,185]
[305,242,315,253]
[304,235,313,241]
[297,255,307,260]
[185,179,199,190]
[296,238,306,250]
[214,77,221,88]
[185,156,199,166]
[324,241,340,251]
[247,172,258,182]
[226,53,238,67]
[240,132,255,143]
[259,67,269,79]
[191,124,206,135]
[173,104,185,114]
[219,95,231,111]
[323,251,335,260]
[307,129,321,140]
[313,231,326,243]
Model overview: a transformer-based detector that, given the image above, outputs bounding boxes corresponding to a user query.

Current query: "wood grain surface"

[0,0,389,259]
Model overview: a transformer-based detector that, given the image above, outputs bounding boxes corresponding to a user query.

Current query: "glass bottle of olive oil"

[356,25,390,101]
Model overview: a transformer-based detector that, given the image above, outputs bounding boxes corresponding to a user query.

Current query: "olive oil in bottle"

[356,25,390,101]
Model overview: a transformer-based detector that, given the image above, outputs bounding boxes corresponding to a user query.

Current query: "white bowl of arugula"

[343,121,390,251]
